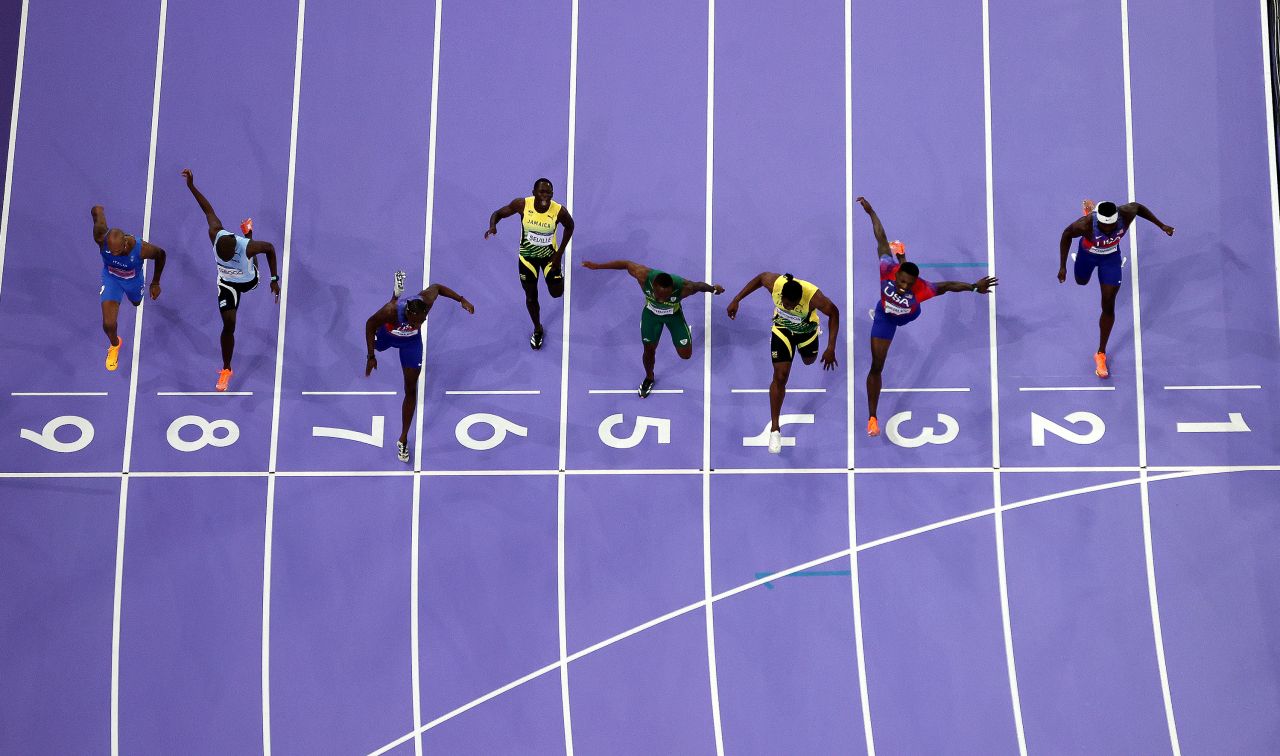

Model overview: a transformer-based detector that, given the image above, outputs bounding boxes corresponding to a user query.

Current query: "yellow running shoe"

[216,368,233,391]
[1094,351,1109,379]
[867,417,880,437]
[106,337,122,371]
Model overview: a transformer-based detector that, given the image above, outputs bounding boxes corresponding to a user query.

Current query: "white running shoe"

[397,440,409,463]
[767,430,782,454]
[867,307,875,321]
[393,270,406,298]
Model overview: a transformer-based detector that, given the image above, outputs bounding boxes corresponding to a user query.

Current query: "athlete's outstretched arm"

[141,241,166,299]
[856,196,893,258]
[812,290,840,370]
[726,272,777,320]
[247,240,280,301]
[1124,202,1174,236]
[91,205,109,245]
[1058,218,1088,283]
[484,198,524,238]
[181,169,224,241]
[681,279,725,297]
[423,283,474,313]
[933,277,998,296]
[581,259,648,284]
[553,207,574,267]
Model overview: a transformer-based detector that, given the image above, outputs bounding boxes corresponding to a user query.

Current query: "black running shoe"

[397,440,409,463]
[639,376,655,398]
[530,330,544,350]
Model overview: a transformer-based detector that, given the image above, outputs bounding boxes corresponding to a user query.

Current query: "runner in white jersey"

[183,169,280,391]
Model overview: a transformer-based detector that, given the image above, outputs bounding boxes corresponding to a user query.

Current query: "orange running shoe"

[240,218,253,236]
[867,417,880,437]
[105,337,122,371]
[1094,351,1109,379]
[1082,199,1096,217]
[216,368,233,391]
[889,240,906,259]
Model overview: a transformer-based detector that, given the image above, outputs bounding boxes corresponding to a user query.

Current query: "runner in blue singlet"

[92,205,167,372]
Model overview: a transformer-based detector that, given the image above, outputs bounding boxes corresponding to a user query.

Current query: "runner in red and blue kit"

[1058,199,1174,378]
[858,197,996,437]
[92,204,166,372]
[365,271,474,463]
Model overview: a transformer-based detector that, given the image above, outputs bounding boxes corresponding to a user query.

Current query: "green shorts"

[641,307,692,348]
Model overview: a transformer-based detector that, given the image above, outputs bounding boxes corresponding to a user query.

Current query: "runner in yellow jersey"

[727,272,840,453]
[484,178,575,350]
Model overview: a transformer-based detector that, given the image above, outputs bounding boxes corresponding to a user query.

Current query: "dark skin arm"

[580,259,650,285]
[932,277,999,295]
[421,283,474,314]
[552,206,574,268]
[246,240,280,301]
[726,272,779,319]
[680,279,725,296]
[856,196,894,258]
[811,290,840,369]
[1122,202,1174,235]
[91,206,109,245]
[141,241,166,300]
[485,198,524,238]
[180,169,225,244]
[364,301,398,374]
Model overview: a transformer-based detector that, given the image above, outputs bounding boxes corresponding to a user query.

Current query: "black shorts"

[217,276,258,312]
[518,256,563,288]
[770,326,820,364]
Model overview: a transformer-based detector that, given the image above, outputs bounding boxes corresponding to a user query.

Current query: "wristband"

[971,283,978,292]
[367,353,375,360]
[270,276,279,282]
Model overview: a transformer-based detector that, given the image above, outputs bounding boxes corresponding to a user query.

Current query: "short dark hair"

[653,272,674,289]
[405,299,428,317]
[534,178,553,191]
[1097,201,1118,217]
[899,261,920,278]
[780,273,803,302]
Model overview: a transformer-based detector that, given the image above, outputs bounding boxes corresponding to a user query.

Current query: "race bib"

[525,230,554,247]
[107,267,136,280]
[647,303,675,316]
[773,308,805,325]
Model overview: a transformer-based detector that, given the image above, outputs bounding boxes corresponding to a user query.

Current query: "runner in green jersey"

[581,259,724,397]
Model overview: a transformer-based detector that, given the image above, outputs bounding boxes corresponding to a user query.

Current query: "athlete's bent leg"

[101,301,121,347]
[642,341,657,381]
[1098,283,1119,354]
[400,367,420,445]
[866,337,892,420]
[770,361,792,432]
[220,309,237,370]
[675,346,693,360]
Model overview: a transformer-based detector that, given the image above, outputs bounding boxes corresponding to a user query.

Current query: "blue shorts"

[1074,250,1123,286]
[374,328,423,370]
[100,270,144,304]
[870,302,920,341]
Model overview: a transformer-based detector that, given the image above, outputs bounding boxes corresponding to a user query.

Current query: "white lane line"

[0,0,29,298]
[444,389,540,395]
[11,391,108,397]
[730,387,826,393]
[844,0,875,748]
[112,2,168,753]
[556,2,580,752]
[301,390,396,396]
[981,0,1024,752]
[588,388,684,394]
[262,0,309,752]
[1162,384,1261,391]
[702,1,724,753]
[156,391,253,396]
[882,387,969,393]
[1120,0,1177,748]
[1264,0,1280,359]
[1017,386,1115,392]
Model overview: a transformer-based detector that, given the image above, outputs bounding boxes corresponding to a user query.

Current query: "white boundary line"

[702,1,725,752]
[365,465,1250,756]
[300,390,395,396]
[0,0,28,298]
[261,1,308,752]
[444,389,539,395]
[882,387,969,393]
[1263,0,1280,375]
[111,3,167,753]
[409,2,443,753]
[588,388,683,394]
[1162,384,1261,390]
[11,391,107,397]
[844,0,874,749]
[981,1,1026,752]
[1017,386,1115,392]
[730,387,825,393]
[156,391,253,396]
[556,2,579,751]
[1120,1,1179,751]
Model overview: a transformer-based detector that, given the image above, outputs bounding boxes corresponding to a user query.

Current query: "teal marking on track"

[915,262,987,268]
[756,569,852,590]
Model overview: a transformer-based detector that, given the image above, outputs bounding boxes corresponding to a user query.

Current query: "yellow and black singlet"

[519,197,562,260]
[770,276,820,335]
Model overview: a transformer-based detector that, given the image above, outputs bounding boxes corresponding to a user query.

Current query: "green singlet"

[640,269,692,347]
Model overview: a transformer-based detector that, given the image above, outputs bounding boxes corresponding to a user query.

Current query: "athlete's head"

[894,261,920,295]
[779,273,804,310]
[532,178,554,206]
[104,228,130,254]
[405,298,428,328]
[1095,201,1120,231]
[651,272,675,302]
[215,233,237,258]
